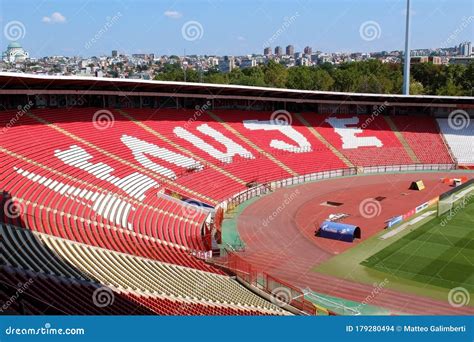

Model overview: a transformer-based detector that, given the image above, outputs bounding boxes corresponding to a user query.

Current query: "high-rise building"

[286,45,294,56]
[459,42,472,56]
[263,47,272,56]
[218,56,235,73]
[274,46,283,56]
[112,50,118,57]
[304,46,312,55]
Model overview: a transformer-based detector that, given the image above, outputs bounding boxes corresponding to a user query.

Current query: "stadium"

[0,72,473,316]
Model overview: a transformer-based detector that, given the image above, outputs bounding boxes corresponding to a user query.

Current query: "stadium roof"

[1,72,473,107]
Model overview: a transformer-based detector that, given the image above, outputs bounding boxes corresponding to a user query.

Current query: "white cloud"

[164,10,182,19]
[42,12,67,24]
[237,36,246,41]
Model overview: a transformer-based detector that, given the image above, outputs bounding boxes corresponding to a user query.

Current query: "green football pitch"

[361,194,474,292]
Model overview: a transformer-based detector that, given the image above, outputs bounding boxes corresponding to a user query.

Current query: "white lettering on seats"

[55,145,157,201]
[173,123,254,163]
[121,135,203,179]
[325,117,383,149]
[14,167,135,230]
[242,120,311,153]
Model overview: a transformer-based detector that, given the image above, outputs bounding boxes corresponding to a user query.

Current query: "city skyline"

[1,39,471,60]
[1,0,473,58]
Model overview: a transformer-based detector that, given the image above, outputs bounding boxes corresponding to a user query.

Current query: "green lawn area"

[361,194,474,292]
[313,194,474,306]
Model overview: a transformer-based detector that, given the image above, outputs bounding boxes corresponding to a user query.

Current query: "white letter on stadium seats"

[173,124,254,163]
[55,145,157,201]
[121,135,203,179]
[14,167,135,230]
[325,117,383,149]
[242,120,311,153]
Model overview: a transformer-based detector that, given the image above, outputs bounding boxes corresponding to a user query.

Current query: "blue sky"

[1,0,473,57]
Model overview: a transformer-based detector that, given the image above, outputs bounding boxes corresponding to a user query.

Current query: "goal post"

[438,179,474,217]
[438,197,453,217]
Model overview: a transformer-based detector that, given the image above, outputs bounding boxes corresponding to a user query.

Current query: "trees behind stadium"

[154,59,474,96]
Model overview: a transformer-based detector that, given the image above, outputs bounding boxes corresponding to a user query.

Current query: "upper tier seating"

[0,107,461,315]
[392,116,454,164]
[0,109,209,252]
[301,113,414,166]
[437,118,474,165]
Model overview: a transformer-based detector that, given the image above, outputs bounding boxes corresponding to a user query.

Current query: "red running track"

[236,172,474,315]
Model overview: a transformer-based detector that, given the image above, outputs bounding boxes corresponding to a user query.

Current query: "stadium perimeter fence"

[219,250,321,315]
[218,163,456,212]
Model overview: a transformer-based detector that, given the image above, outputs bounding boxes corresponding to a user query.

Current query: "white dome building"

[2,42,29,63]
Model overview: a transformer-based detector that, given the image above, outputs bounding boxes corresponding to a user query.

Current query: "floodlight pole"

[402,0,411,95]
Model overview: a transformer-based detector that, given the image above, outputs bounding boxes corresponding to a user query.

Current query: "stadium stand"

[1,266,272,315]
[0,110,210,252]
[437,118,474,166]
[302,114,415,166]
[210,110,348,176]
[1,223,289,315]
[392,116,454,164]
[1,266,154,315]
[0,101,465,315]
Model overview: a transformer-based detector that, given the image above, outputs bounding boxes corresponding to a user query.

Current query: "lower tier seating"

[1,223,289,315]
[0,266,274,315]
